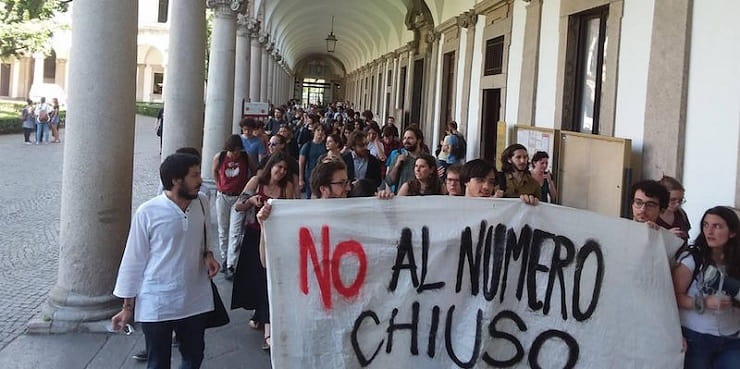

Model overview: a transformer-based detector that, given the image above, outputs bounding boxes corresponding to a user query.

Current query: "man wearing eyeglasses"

[629,180,670,228]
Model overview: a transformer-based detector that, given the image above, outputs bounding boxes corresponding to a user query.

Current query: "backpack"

[452,133,467,160]
[38,107,49,122]
[676,244,704,282]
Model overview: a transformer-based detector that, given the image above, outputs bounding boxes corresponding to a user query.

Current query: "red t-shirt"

[217,153,250,194]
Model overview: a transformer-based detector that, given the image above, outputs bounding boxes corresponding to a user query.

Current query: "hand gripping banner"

[263,197,684,369]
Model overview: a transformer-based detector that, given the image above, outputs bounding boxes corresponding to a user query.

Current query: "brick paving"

[0,115,162,349]
[0,117,272,368]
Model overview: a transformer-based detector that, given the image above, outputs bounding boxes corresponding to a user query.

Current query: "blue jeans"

[35,122,49,143]
[683,327,740,369]
[140,313,207,369]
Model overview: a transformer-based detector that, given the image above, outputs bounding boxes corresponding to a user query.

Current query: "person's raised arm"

[387,151,406,184]
[235,177,260,212]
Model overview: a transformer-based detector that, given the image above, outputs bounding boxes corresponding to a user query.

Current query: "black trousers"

[140,312,207,369]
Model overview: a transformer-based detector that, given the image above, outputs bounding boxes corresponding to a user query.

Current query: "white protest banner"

[263,197,685,369]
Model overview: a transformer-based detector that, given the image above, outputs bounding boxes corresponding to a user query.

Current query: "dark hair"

[348,130,367,148]
[691,206,740,279]
[460,159,497,185]
[382,126,396,138]
[501,143,529,174]
[310,159,347,197]
[327,133,344,149]
[349,179,377,198]
[26,99,33,105]
[406,154,442,195]
[175,147,201,160]
[160,153,201,190]
[447,121,458,130]
[447,163,463,176]
[404,125,424,142]
[365,122,381,135]
[239,117,258,129]
[659,175,685,192]
[224,134,244,151]
[531,151,549,166]
[630,180,670,210]
[362,110,374,121]
[270,134,286,146]
[258,151,292,189]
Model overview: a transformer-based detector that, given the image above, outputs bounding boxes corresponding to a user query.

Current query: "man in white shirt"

[33,97,54,144]
[112,153,220,369]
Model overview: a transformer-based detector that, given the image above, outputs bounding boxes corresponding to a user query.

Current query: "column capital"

[206,0,244,12]
[456,9,478,29]
[245,17,261,38]
[206,0,235,16]
[264,41,274,52]
[258,32,270,46]
[425,30,440,44]
[236,14,250,36]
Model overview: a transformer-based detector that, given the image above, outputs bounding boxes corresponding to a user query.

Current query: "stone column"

[161,0,207,158]
[517,0,543,125]
[249,22,262,102]
[642,0,692,180]
[266,50,274,103]
[32,52,44,87]
[55,59,67,90]
[142,65,153,101]
[201,0,237,184]
[260,39,271,102]
[42,0,138,333]
[233,14,253,133]
[135,64,145,100]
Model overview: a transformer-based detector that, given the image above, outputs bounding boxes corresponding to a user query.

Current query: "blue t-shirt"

[241,136,266,161]
[300,141,327,179]
[446,134,459,164]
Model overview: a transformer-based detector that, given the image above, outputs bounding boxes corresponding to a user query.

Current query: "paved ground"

[0,116,272,368]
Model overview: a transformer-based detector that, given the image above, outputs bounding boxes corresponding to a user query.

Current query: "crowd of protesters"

[111,99,738,369]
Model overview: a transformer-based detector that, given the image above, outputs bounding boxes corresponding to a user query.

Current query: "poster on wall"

[263,197,684,369]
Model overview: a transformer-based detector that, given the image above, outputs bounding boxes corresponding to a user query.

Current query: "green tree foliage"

[0,0,69,58]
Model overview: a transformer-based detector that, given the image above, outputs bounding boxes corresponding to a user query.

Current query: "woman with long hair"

[500,143,541,199]
[232,152,294,350]
[397,154,443,196]
[322,133,344,162]
[530,151,557,203]
[672,206,740,368]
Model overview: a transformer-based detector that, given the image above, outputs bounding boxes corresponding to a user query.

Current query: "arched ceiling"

[258,0,415,73]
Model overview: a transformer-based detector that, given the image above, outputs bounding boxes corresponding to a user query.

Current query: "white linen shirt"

[113,193,214,322]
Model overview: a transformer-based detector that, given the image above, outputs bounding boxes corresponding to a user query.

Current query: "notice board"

[514,125,558,172]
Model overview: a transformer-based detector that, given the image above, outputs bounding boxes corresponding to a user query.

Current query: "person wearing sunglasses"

[257,134,298,198]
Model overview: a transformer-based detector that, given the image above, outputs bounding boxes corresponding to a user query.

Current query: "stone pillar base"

[32,286,121,333]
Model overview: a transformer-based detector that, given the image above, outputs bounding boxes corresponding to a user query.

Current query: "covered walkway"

[27,0,740,346]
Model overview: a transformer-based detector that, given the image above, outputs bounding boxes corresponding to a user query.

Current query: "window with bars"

[483,35,504,76]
